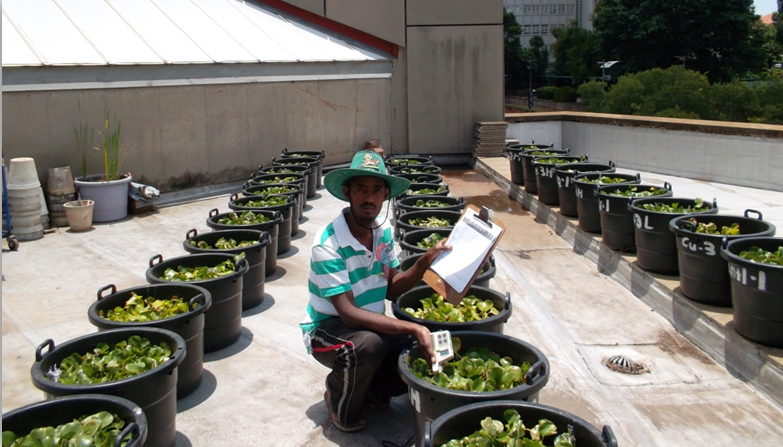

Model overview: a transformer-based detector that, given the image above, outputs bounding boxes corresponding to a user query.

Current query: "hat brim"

[324,169,411,202]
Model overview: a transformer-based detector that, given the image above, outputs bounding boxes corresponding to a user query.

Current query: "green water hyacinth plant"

[404,293,499,322]
[417,232,446,249]
[46,335,172,385]
[739,245,783,265]
[162,254,242,281]
[99,292,193,322]
[412,199,450,208]
[243,196,289,207]
[190,237,258,249]
[408,216,451,228]
[2,411,132,447]
[217,211,271,225]
[606,185,669,197]
[409,338,531,392]
[638,198,708,213]
[408,186,445,195]
[442,409,576,447]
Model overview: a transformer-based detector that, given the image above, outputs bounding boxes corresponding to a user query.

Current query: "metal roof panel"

[57,0,163,64]
[3,0,105,65]
[2,13,42,66]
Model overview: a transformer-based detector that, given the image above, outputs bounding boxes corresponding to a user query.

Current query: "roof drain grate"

[604,355,649,374]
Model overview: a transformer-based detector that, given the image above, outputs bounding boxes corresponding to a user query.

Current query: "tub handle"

[721,236,729,250]
[209,208,219,218]
[663,181,672,191]
[602,425,618,447]
[235,257,249,272]
[422,420,434,447]
[525,359,547,386]
[230,193,239,202]
[189,293,206,312]
[608,160,615,168]
[259,231,272,246]
[186,228,198,240]
[416,176,429,183]
[633,173,641,182]
[257,164,264,172]
[97,284,117,301]
[563,147,571,154]
[711,198,718,209]
[678,219,697,233]
[582,153,589,161]
[282,148,288,155]
[149,254,163,268]
[242,181,251,191]
[503,293,512,322]
[272,156,277,163]
[35,339,55,362]
[745,209,763,220]
[275,211,283,221]
[115,422,140,447]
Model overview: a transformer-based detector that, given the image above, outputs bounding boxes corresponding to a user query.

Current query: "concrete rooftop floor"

[3,158,783,446]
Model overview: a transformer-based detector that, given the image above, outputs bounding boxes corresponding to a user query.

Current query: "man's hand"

[420,238,452,267]
[413,324,436,366]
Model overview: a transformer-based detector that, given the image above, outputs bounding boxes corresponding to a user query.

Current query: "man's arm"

[386,239,451,300]
[331,290,437,364]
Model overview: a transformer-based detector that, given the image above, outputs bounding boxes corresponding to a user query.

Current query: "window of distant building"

[533,5,540,14]
[558,4,566,14]
[567,4,575,14]
[524,5,531,14]
[524,25,531,34]
[533,25,540,34]
[551,5,558,14]
[542,24,549,34]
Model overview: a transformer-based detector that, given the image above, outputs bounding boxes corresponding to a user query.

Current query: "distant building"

[504,0,597,58]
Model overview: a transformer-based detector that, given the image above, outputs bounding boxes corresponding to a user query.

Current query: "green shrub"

[710,80,760,123]
[536,86,557,100]
[577,81,607,111]
[554,86,578,102]
[750,79,783,124]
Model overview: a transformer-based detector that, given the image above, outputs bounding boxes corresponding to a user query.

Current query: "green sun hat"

[324,151,411,202]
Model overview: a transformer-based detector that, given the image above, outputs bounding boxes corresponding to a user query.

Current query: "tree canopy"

[593,0,766,82]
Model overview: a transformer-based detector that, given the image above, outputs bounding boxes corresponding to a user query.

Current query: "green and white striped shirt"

[300,210,399,341]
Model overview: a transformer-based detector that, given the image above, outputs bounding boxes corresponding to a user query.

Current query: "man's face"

[344,176,389,222]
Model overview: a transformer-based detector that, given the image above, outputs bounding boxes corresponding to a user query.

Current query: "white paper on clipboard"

[429,208,503,292]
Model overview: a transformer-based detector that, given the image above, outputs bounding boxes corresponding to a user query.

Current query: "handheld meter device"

[430,330,454,373]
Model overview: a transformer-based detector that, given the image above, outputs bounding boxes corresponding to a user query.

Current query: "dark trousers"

[310,317,412,425]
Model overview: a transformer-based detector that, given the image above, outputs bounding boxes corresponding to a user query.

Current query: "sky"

[754,0,779,15]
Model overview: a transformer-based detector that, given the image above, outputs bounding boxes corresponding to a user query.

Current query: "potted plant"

[73,108,132,223]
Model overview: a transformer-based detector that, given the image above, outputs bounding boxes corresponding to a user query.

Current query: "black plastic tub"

[398,330,549,447]
[555,161,615,217]
[229,194,295,251]
[390,164,443,176]
[399,227,453,258]
[518,148,570,192]
[398,172,444,185]
[386,155,433,166]
[506,144,557,185]
[146,253,248,353]
[596,183,673,251]
[272,156,318,198]
[394,195,466,222]
[397,253,497,290]
[394,209,461,241]
[280,148,324,187]
[392,284,512,334]
[243,181,304,227]
[183,228,271,310]
[31,327,186,447]
[206,208,281,275]
[88,283,212,399]
[721,237,783,348]
[532,155,587,205]
[256,166,310,209]
[628,197,719,275]
[573,173,641,233]
[670,211,776,307]
[2,394,148,447]
[423,400,617,447]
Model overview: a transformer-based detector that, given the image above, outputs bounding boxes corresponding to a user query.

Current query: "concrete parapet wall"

[2,79,391,193]
[506,112,783,192]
